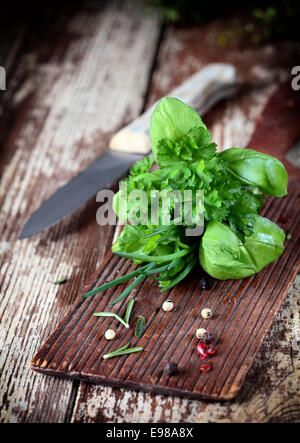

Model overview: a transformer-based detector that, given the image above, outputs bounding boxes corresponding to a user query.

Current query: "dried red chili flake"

[197,343,216,356]
[207,348,216,356]
[200,363,212,372]
[197,343,208,358]
[206,346,216,355]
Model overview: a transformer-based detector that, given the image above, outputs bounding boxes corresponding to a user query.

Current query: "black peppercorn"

[200,332,214,345]
[164,361,178,376]
[199,276,213,290]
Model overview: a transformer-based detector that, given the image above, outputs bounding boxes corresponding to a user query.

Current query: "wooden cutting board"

[30,82,300,401]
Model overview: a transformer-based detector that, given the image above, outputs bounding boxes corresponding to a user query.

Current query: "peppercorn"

[200,332,214,345]
[201,308,212,319]
[196,328,207,339]
[164,361,178,376]
[199,276,213,290]
[162,300,173,312]
[104,329,115,340]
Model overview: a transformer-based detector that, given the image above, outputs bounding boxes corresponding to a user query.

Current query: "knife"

[19,63,237,239]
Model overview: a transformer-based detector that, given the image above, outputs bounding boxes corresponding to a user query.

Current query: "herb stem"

[113,247,195,263]
[143,217,181,238]
[81,263,150,298]
[124,298,135,325]
[93,312,129,328]
[103,343,143,359]
[111,263,156,305]
[161,256,197,291]
[177,241,190,249]
[144,263,170,275]
[53,277,68,285]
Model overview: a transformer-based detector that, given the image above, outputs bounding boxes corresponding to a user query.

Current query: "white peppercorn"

[201,308,212,319]
[196,328,207,339]
[105,329,116,340]
[162,300,173,312]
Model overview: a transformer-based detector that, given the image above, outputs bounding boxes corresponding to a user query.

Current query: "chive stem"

[111,262,156,305]
[143,217,181,238]
[161,256,197,292]
[81,263,150,298]
[113,247,194,263]
[145,263,170,275]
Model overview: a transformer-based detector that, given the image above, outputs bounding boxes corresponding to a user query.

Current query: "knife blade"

[19,63,237,239]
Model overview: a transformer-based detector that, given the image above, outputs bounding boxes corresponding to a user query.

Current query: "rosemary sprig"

[53,277,68,285]
[103,343,143,359]
[135,316,146,338]
[93,312,129,328]
[124,298,135,325]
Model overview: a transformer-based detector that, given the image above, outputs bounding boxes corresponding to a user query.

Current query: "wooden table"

[0,0,299,422]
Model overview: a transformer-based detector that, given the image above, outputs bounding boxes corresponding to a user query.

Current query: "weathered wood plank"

[70,22,300,422]
[147,25,300,150]
[70,274,300,423]
[1,6,299,422]
[0,0,161,422]
[30,176,300,400]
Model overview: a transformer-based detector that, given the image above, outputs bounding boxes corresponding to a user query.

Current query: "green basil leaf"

[219,148,288,197]
[199,221,256,280]
[150,97,209,162]
[199,217,285,280]
[240,215,285,272]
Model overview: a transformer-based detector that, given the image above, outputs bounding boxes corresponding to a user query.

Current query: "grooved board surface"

[31,180,300,400]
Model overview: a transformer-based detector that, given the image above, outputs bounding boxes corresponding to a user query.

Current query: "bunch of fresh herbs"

[82,97,287,303]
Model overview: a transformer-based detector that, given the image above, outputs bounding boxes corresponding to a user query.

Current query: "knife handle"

[109,63,237,155]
